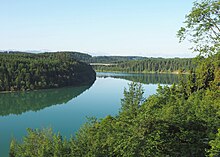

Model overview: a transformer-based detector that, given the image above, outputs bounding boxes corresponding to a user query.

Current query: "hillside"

[47,52,195,73]
[93,58,195,73]
[4,51,195,73]
[0,52,96,91]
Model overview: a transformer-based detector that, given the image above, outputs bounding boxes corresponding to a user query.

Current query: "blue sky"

[0,0,196,57]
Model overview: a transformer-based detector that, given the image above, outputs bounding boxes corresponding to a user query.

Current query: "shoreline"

[0,71,189,93]
[0,80,95,94]
[95,70,190,75]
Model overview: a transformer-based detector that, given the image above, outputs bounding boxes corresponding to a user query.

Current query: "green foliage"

[62,51,195,73]
[178,52,220,99]
[9,128,71,157]
[121,82,144,113]
[9,138,16,157]
[90,56,145,63]
[177,0,220,55]
[7,0,220,156]
[209,129,220,157]
[8,54,220,156]
[10,71,220,156]
[93,58,195,73]
[58,51,92,62]
[50,52,149,63]
[0,52,96,91]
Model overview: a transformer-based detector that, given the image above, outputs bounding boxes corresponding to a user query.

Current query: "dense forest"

[48,52,196,73]
[90,56,146,63]
[93,57,195,73]
[0,52,96,91]
[8,0,220,156]
[31,51,146,63]
[1,51,195,74]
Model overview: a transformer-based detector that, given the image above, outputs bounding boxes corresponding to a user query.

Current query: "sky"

[0,0,197,57]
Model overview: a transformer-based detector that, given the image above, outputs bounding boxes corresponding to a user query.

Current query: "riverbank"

[0,77,96,94]
[95,70,190,75]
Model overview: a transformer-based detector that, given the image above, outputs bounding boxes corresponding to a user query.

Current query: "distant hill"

[1,51,195,74]
[93,57,195,73]
[89,56,146,63]
[48,51,146,63]
[0,51,146,63]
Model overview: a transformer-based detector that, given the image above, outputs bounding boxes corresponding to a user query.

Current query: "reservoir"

[0,72,179,156]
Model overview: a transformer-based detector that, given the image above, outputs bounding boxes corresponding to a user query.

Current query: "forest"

[47,52,196,73]
[0,52,96,91]
[3,51,195,74]
[8,0,220,156]
[93,57,195,73]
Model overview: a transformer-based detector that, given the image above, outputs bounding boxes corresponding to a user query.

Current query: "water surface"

[0,72,179,156]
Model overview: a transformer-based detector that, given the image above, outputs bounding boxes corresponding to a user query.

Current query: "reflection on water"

[0,73,181,117]
[0,85,92,116]
[0,72,182,156]
[97,72,181,84]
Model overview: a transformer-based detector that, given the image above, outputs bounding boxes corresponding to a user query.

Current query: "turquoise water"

[0,72,179,156]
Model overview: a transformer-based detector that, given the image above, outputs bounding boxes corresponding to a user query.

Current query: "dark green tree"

[121,82,144,113]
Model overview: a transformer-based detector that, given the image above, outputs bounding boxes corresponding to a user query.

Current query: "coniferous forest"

[52,52,196,73]
[7,0,220,156]
[93,57,195,73]
[0,52,96,91]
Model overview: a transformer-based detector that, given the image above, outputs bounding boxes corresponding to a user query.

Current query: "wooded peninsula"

[0,52,96,92]
[0,51,196,92]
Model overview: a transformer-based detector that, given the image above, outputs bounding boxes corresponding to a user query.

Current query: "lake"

[0,72,180,156]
